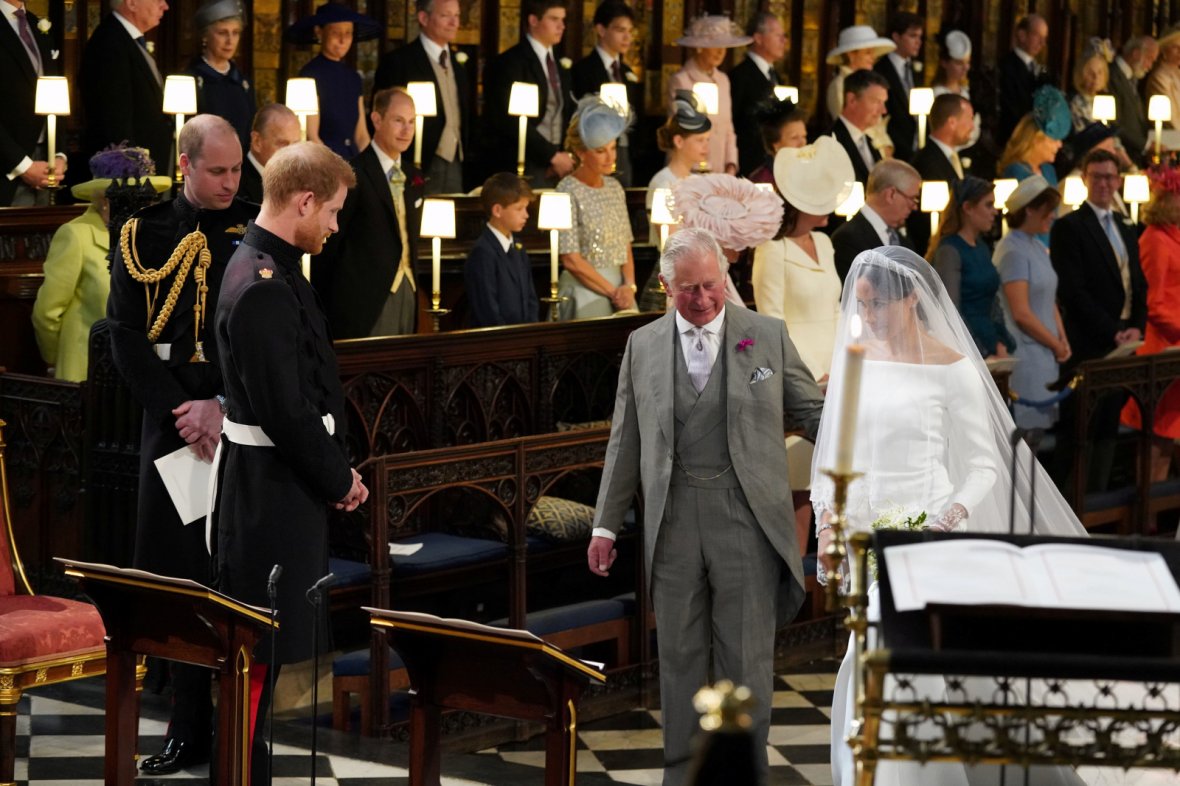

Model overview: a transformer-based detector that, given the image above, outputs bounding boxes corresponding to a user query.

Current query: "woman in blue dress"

[996,176,1071,429]
[287,3,381,159]
[928,176,1015,359]
[998,85,1070,246]
[187,0,255,153]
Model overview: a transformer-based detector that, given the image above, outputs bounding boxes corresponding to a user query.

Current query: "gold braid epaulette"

[120,218,212,345]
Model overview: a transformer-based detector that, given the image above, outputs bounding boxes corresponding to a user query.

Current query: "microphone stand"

[266,565,282,786]
[306,573,335,786]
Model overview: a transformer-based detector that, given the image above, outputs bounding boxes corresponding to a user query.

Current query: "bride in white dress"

[811,247,1176,786]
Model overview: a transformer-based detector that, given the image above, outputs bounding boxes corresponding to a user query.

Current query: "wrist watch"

[215,394,227,414]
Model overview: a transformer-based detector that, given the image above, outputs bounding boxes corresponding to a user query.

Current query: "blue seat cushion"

[327,558,370,588]
[1083,486,1136,513]
[489,599,628,637]
[390,532,508,575]
[332,647,404,678]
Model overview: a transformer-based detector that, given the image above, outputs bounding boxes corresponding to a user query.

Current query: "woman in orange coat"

[1122,168,1180,480]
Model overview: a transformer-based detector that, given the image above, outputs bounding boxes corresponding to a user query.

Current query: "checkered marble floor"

[13,662,837,785]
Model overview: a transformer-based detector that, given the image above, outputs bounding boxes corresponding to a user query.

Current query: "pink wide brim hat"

[675,15,752,49]
[672,174,784,252]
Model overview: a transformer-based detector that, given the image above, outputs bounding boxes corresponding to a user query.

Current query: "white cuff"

[591,527,617,541]
[7,156,32,181]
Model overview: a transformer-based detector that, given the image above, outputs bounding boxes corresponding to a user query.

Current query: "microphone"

[306,571,335,786]
[1008,427,1026,535]
[267,564,283,600]
[306,572,335,603]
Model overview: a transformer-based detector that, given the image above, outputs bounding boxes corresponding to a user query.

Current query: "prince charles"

[588,228,824,784]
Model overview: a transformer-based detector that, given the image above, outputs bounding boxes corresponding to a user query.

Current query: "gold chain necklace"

[120,218,212,358]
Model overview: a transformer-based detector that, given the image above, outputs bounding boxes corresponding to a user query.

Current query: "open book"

[1105,340,1144,359]
[883,540,1180,614]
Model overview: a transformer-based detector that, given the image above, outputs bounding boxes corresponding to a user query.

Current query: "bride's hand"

[818,526,839,575]
[928,503,968,532]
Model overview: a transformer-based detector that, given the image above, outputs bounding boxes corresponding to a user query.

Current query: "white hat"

[826,25,896,65]
[943,30,971,61]
[1005,175,1056,213]
[773,136,856,215]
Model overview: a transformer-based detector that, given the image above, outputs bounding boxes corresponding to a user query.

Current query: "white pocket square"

[51,49,60,60]
[414,198,423,209]
[749,367,774,384]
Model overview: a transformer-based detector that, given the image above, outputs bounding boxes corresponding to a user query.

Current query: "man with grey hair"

[831,158,919,282]
[1109,36,1158,166]
[588,226,824,785]
[80,0,173,166]
[240,103,302,204]
[731,11,788,175]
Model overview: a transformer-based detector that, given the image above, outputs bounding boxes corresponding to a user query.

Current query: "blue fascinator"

[574,95,633,150]
[1032,86,1071,141]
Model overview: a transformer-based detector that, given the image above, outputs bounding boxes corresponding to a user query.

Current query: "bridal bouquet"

[866,507,927,580]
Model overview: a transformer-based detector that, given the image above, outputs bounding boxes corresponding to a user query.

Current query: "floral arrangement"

[1148,166,1180,196]
[736,338,754,352]
[866,506,927,580]
[89,144,156,180]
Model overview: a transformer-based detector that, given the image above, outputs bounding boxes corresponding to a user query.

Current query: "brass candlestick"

[820,468,861,611]
[427,290,450,332]
[540,281,568,322]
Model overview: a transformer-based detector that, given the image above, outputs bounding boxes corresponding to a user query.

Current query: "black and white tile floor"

[12,661,837,785]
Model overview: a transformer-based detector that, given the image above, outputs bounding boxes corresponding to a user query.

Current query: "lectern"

[56,559,276,786]
[364,607,606,786]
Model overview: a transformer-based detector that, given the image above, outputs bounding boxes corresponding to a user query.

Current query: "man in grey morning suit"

[587,228,824,785]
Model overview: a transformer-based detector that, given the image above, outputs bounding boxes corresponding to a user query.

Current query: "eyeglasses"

[892,187,921,207]
[1085,173,1120,182]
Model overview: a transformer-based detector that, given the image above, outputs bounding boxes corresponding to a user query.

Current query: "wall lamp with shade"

[537,190,573,321]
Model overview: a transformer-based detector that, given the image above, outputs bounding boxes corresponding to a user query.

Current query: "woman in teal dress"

[929,176,1015,358]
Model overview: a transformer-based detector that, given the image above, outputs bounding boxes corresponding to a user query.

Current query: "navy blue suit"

[464,225,539,327]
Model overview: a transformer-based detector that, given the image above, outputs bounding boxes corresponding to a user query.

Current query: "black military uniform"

[105,191,258,772]
[212,220,353,784]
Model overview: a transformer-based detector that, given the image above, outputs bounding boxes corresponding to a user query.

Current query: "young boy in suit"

[464,173,540,327]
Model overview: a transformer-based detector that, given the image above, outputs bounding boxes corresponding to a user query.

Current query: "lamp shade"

[35,77,70,115]
[834,181,865,218]
[537,191,573,230]
[1062,175,1088,207]
[286,78,319,114]
[650,188,677,226]
[600,82,628,112]
[993,178,1019,212]
[1091,94,1117,123]
[773,85,800,103]
[920,180,950,213]
[1149,94,1173,123]
[508,82,540,117]
[162,75,198,115]
[405,81,437,117]
[1124,174,1150,204]
[692,82,719,115]
[419,198,456,238]
[908,87,935,116]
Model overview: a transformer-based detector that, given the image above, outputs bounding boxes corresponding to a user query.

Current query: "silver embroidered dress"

[556,175,633,319]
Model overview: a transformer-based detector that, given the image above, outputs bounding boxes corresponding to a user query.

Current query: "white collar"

[0,2,24,24]
[112,9,145,39]
[674,307,725,337]
[838,114,867,143]
[371,140,400,179]
[1086,200,1116,222]
[859,204,891,242]
[247,150,264,175]
[746,51,773,80]
[596,45,620,74]
[419,33,447,64]
[887,51,910,73]
[930,136,956,160]
[527,34,553,68]
[1115,56,1133,80]
[487,222,513,252]
[1014,47,1035,68]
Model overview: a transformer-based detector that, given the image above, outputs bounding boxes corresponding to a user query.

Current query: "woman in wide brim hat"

[824,25,896,157]
[752,136,856,547]
[289,3,381,158]
[186,0,254,152]
[1147,26,1180,131]
[667,15,749,176]
[32,147,170,383]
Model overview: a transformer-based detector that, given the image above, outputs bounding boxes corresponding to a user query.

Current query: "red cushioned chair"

[0,419,109,784]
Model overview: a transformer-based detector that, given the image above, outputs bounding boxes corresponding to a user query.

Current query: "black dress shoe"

[140,738,210,775]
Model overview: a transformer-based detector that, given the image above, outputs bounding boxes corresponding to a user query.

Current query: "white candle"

[659,224,669,253]
[518,115,528,174]
[298,114,308,143]
[549,228,559,286]
[175,114,185,179]
[414,116,425,168]
[431,236,442,306]
[930,211,940,238]
[46,115,56,182]
[835,316,865,473]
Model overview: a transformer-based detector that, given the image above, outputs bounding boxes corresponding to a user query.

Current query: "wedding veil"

[809,245,1086,539]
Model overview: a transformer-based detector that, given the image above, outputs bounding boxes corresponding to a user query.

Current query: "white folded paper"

[154,446,212,525]
[389,542,424,556]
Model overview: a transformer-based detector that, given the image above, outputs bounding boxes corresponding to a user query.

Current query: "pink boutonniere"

[410,173,426,189]
[736,338,755,352]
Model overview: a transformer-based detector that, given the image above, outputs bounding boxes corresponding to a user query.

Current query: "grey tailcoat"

[592,307,825,625]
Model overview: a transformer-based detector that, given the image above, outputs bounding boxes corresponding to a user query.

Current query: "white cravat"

[678,311,723,393]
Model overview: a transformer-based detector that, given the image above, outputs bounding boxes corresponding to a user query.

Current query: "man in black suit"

[1109,36,1158,167]
[907,93,973,253]
[464,173,539,327]
[314,88,423,339]
[0,0,66,206]
[730,11,787,177]
[997,14,1052,149]
[831,159,919,282]
[240,103,301,205]
[873,11,923,163]
[373,0,470,194]
[1050,149,1147,492]
[570,1,639,186]
[80,0,172,171]
[829,69,889,185]
[482,0,574,187]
